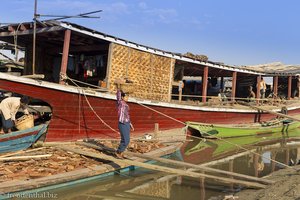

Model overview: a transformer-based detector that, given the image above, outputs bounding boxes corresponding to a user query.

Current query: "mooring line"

[64,75,295,170]
[136,101,295,170]
[66,76,120,135]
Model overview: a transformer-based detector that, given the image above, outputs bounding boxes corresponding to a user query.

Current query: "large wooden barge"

[0,21,299,141]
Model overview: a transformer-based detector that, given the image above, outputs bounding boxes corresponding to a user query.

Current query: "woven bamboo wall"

[108,43,174,101]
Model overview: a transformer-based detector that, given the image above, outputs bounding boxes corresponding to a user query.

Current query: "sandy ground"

[232,165,300,200]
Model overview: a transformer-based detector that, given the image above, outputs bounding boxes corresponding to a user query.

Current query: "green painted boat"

[186,118,300,138]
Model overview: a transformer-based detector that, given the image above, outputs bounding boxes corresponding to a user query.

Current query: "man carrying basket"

[0,96,30,133]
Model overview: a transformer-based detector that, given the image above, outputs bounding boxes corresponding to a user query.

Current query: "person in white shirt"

[259,77,267,99]
[0,96,29,133]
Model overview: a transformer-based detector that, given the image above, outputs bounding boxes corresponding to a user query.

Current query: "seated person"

[218,89,227,102]
[247,86,256,102]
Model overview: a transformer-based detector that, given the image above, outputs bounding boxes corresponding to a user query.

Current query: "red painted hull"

[1,78,300,142]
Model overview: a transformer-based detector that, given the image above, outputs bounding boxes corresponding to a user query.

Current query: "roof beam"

[0,26,66,37]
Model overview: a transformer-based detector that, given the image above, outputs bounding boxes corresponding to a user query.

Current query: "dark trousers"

[117,122,130,153]
[0,113,14,132]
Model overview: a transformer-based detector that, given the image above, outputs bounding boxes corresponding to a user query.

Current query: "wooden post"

[59,29,71,84]
[200,177,205,200]
[154,123,159,138]
[202,66,208,103]
[256,76,261,104]
[229,159,234,191]
[168,59,175,102]
[287,76,292,100]
[220,77,224,90]
[285,149,290,165]
[254,153,259,177]
[297,76,300,98]
[271,151,277,172]
[273,76,278,97]
[231,72,237,101]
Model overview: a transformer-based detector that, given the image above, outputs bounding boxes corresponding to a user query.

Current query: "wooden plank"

[79,141,272,184]
[124,151,274,185]
[59,145,266,189]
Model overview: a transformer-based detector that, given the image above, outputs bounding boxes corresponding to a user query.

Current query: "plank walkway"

[79,141,274,185]
[59,145,267,189]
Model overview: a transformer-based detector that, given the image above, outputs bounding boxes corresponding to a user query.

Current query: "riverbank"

[233,165,300,200]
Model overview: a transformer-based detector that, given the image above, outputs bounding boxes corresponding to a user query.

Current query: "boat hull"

[1,75,300,141]
[186,120,300,138]
[0,124,48,153]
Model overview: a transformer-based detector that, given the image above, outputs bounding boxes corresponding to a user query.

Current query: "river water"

[49,129,300,200]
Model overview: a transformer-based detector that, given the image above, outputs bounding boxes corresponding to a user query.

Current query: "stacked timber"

[184,52,208,62]
[0,147,101,183]
[0,140,164,183]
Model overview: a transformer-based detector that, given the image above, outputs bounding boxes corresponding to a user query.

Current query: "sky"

[0,0,300,66]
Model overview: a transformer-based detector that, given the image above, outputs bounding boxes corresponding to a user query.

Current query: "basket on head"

[120,83,135,94]
[15,114,34,130]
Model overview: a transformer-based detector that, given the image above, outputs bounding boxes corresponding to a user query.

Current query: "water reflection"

[49,130,300,200]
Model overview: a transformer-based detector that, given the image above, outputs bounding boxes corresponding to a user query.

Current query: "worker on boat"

[0,96,29,133]
[115,81,134,159]
[218,89,227,103]
[259,77,267,99]
[247,86,256,103]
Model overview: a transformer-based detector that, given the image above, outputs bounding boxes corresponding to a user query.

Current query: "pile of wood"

[0,140,165,183]
[184,52,208,62]
[89,139,165,154]
[0,147,101,183]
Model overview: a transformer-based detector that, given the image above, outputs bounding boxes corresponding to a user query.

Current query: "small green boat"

[186,119,300,138]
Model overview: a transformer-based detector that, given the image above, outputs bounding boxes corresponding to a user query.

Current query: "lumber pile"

[0,147,101,183]
[184,52,208,62]
[86,139,165,154]
[0,140,165,183]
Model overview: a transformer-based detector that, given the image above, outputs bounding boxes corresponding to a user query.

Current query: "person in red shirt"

[115,83,134,159]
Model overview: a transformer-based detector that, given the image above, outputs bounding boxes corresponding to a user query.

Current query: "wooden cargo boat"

[0,21,299,142]
[186,118,300,138]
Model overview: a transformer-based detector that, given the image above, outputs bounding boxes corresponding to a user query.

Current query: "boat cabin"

[0,20,299,104]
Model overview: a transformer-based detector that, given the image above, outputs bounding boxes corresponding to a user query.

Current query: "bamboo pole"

[0,147,46,158]
[69,144,267,188]
[0,154,52,162]
[236,101,300,122]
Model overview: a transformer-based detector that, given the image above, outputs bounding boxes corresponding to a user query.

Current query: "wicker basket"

[121,83,135,94]
[15,114,34,130]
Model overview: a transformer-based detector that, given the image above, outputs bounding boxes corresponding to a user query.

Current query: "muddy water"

[50,130,300,200]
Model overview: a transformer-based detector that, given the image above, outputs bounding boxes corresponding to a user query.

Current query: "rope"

[66,76,119,135]
[136,98,294,170]
[64,75,294,169]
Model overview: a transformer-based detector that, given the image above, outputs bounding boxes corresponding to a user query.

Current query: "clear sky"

[1,0,299,66]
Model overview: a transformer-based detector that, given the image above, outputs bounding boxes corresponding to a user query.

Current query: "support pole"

[273,76,278,97]
[298,76,300,98]
[32,0,38,75]
[231,72,237,101]
[256,76,261,104]
[288,76,292,100]
[59,29,71,84]
[202,66,208,103]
